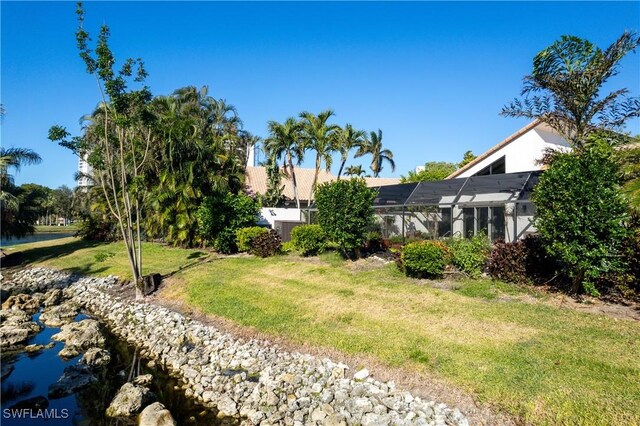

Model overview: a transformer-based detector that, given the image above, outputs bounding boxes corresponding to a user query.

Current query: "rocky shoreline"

[2,267,468,426]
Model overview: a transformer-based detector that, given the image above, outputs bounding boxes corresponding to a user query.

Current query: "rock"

[40,301,79,327]
[133,374,153,386]
[9,396,49,411]
[137,402,176,426]
[1,294,39,313]
[0,309,42,348]
[48,364,97,399]
[362,412,391,426]
[216,395,238,417]
[43,288,64,307]
[141,273,162,296]
[52,319,105,358]
[24,342,55,353]
[354,368,370,381]
[80,348,111,369]
[106,383,156,419]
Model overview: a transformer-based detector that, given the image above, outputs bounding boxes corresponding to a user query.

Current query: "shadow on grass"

[1,239,106,270]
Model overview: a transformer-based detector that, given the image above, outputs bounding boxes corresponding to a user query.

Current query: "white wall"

[257,207,303,228]
[456,125,570,178]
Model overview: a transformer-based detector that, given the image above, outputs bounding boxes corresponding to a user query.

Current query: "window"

[475,156,506,176]
[491,207,505,241]
[438,207,452,238]
[463,208,475,238]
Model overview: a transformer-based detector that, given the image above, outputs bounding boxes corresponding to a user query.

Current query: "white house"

[447,119,570,179]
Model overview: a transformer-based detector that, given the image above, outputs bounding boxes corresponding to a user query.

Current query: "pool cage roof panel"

[371,170,541,208]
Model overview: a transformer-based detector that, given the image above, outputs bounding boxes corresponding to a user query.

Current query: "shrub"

[236,226,268,252]
[363,231,386,254]
[522,234,560,284]
[281,240,296,254]
[76,215,117,242]
[214,229,238,254]
[401,241,448,278]
[446,234,490,278]
[532,136,630,295]
[197,192,260,250]
[488,239,528,284]
[290,224,327,256]
[250,229,282,257]
[315,178,377,259]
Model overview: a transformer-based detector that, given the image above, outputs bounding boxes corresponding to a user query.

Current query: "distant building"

[78,153,93,188]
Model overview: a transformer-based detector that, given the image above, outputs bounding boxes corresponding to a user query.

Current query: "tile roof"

[244,166,400,201]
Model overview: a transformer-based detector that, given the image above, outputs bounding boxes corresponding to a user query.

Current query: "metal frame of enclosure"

[370,171,541,243]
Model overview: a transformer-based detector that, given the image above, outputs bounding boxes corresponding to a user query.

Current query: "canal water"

[1,232,75,248]
[0,309,222,425]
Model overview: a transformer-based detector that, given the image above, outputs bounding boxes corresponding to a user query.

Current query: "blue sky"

[2,1,639,188]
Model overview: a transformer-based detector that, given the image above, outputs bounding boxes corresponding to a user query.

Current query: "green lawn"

[6,239,640,425]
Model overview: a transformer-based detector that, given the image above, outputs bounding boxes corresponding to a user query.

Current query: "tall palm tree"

[264,118,304,208]
[0,147,41,186]
[501,31,640,147]
[344,165,366,177]
[299,109,340,203]
[356,129,395,178]
[335,124,367,179]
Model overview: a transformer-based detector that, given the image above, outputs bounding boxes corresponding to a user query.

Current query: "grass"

[7,238,640,425]
[3,237,207,278]
[35,225,78,233]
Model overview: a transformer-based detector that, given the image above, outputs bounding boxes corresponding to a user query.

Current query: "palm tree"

[264,117,304,209]
[335,124,367,179]
[356,129,395,178]
[299,109,340,203]
[0,147,42,238]
[501,31,640,147]
[344,165,366,177]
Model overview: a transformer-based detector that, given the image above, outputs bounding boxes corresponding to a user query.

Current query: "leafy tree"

[356,129,395,177]
[52,185,73,225]
[144,86,245,246]
[502,32,640,147]
[618,137,640,211]
[264,117,304,208]
[335,124,366,179]
[315,178,376,259]
[344,165,365,177]
[458,150,476,168]
[197,192,260,253]
[299,109,340,203]
[532,135,630,295]
[0,147,42,238]
[401,161,457,183]
[49,3,152,298]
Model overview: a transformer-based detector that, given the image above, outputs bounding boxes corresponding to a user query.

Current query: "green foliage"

[488,239,528,284]
[214,229,238,254]
[94,252,115,263]
[290,224,327,256]
[532,137,630,295]
[250,229,282,257]
[401,161,457,183]
[1,148,43,239]
[458,150,477,168]
[262,155,285,207]
[446,235,490,278]
[502,32,640,145]
[315,179,376,258]
[236,226,268,252]
[76,215,117,242]
[197,192,260,251]
[355,129,395,178]
[401,241,448,278]
[363,231,386,254]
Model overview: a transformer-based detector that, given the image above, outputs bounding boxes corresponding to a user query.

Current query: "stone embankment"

[4,267,469,426]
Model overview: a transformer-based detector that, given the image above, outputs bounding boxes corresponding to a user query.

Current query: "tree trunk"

[309,155,321,206]
[571,269,585,294]
[337,158,347,180]
[288,155,300,209]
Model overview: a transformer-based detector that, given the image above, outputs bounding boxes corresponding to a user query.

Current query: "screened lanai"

[371,171,541,243]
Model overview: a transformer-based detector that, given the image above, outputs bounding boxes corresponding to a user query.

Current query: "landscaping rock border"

[4,267,469,426]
